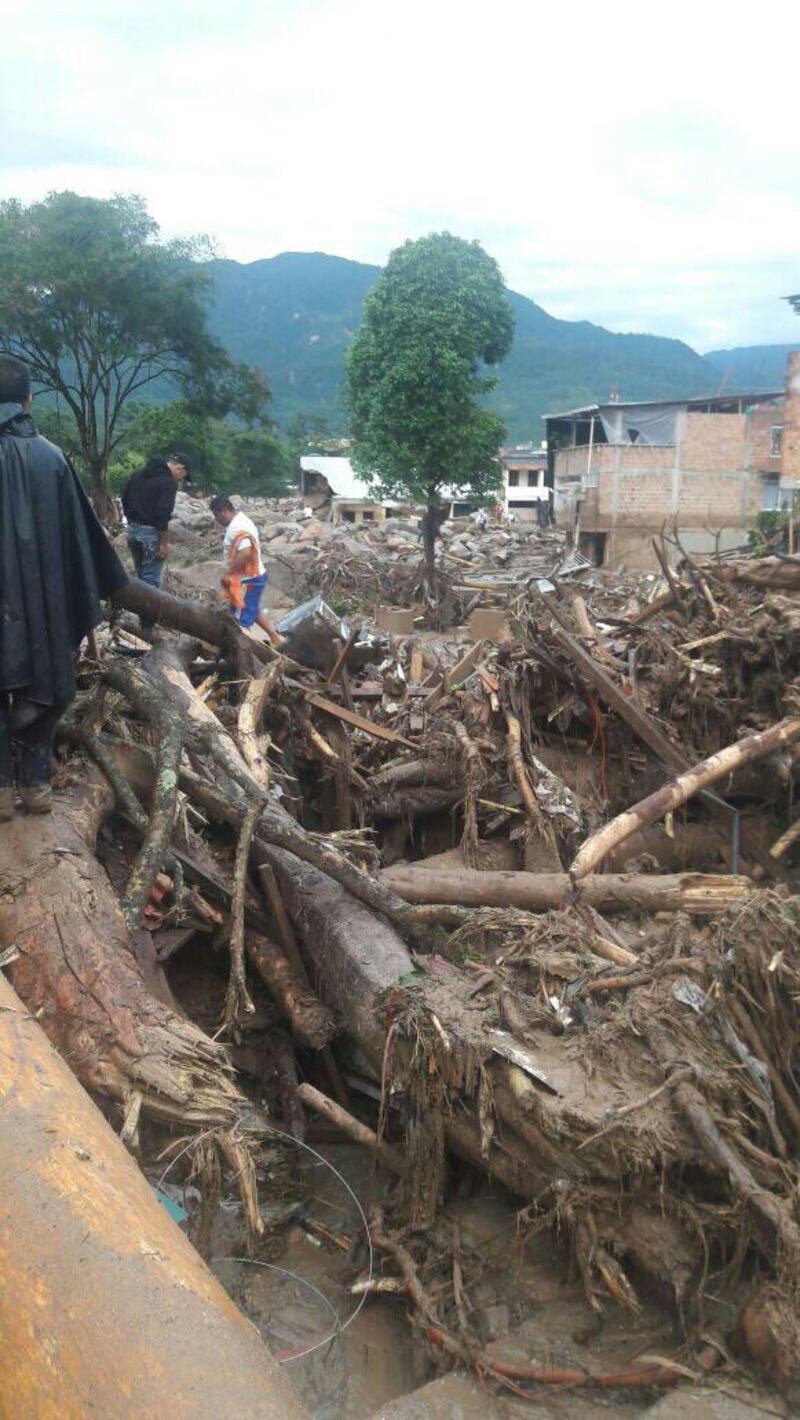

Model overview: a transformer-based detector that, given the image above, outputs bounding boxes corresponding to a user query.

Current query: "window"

[771,425,783,458]
[762,479,790,512]
[361,510,375,522]
[507,469,519,487]
[341,509,356,523]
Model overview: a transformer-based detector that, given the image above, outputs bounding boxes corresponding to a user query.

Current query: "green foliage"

[204,251,717,441]
[106,400,295,500]
[219,430,295,498]
[0,191,271,511]
[748,509,789,556]
[345,233,513,509]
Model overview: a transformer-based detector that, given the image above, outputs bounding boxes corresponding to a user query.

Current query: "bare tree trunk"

[0,972,306,1420]
[422,497,439,586]
[571,717,800,881]
[381,863,753,915]
[88,456,117,526]
[0,765,249,1129]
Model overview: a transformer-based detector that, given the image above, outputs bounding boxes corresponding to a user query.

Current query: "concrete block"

[469,608,512,643]
[377,607,415,635]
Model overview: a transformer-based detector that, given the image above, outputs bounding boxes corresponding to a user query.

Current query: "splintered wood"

[5,552,800,1398]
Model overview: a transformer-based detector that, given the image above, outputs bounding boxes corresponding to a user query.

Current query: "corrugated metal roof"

[543,390,783,421]
[300,455,374,501]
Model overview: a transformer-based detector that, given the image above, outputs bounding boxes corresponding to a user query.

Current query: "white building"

[499,443,549,521]
[299,456,409,525]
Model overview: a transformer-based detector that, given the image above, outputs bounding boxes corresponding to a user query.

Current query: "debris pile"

[3,541,800,1409]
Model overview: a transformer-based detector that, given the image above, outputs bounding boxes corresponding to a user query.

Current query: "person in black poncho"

[0,354,129,819]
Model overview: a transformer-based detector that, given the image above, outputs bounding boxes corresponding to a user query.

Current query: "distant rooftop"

[300,454,373,501]
[544,390,784,421]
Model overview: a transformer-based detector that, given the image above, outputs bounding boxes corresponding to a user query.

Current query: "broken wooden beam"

[246,933,336,1050]
[304,689,418,749]
[380,864,754,916]
[571,718,800,881]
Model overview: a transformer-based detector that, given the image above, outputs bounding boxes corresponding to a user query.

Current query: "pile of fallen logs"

[2,553,800,1403]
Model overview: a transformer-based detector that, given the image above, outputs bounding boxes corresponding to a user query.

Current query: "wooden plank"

[448,640,485,687]
[551,624,687,772]
[325,630,358,688]
[306,689,418,749]
[426,640,485,713]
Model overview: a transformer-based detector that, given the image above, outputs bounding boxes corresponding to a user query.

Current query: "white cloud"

[2,0,799,350]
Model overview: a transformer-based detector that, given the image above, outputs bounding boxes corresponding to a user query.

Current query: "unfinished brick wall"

[555,407,777,568]
[597,467,673,524]
[747,405,784,473]
[681,413,747,472]
[783,351,800,485]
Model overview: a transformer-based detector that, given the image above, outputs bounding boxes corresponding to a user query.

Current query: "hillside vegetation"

[208,252,727,441]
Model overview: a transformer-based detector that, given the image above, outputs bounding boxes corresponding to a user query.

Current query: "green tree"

[220,430,295,498]
[110,400,295,499]
[0,191,271,520]
[115,399,218,484]
[346,232,513,586]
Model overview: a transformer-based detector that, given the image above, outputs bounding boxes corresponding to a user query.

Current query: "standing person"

[121,452,192,589]
[209,495,285,647]
[0,354,128,818]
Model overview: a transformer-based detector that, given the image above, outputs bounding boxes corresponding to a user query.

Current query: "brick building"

[545,376,795,569]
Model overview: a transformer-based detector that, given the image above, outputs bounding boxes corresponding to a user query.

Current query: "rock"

[168,560,224,596]
[641,1388,788,1419]
[299,518,335,544]
[172,493,214,530]
[376,1373,611,1418]
[477,1302,510,1342]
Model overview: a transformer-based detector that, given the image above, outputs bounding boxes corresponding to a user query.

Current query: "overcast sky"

[3,0,798,353]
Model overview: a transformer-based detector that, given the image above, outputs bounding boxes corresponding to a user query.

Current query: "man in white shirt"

[209,495,284,647]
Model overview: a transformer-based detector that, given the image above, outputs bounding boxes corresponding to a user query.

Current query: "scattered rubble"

[3,522,800,1413]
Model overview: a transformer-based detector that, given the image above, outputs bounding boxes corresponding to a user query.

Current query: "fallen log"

[0,765,248,1129]
[120,647,413,931]
[370,758,455,791]
[770,815,800,859]
[246,934,336,1049]
[571,718,800,881]
[380,864,754,916]
[237,663,278,790]
[701,556,800,591]
[370,786,464,819]
[296,1083,404,1174]
[113,577,267,661]
[0,971,306,1419]
[549,620,780,881]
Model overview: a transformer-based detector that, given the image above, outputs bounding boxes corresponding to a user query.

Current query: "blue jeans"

[127,524,164,588]
[236,574,268,628]
[0,695,66,788]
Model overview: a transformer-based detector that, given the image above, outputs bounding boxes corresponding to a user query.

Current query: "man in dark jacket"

[0,354,129,818]
[121,453,192,588]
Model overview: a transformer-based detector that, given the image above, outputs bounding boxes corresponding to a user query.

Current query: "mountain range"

[206,253,796,441]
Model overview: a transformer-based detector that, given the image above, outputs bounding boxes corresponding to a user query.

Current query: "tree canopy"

[345,232,514,573]
[104,400,295,500]
[0,191,271,517]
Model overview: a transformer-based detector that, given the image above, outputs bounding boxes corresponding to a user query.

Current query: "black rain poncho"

[0,403,129,710]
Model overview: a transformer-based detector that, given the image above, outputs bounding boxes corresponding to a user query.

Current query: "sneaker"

[19,784,53,815]
[0,788,14,822]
